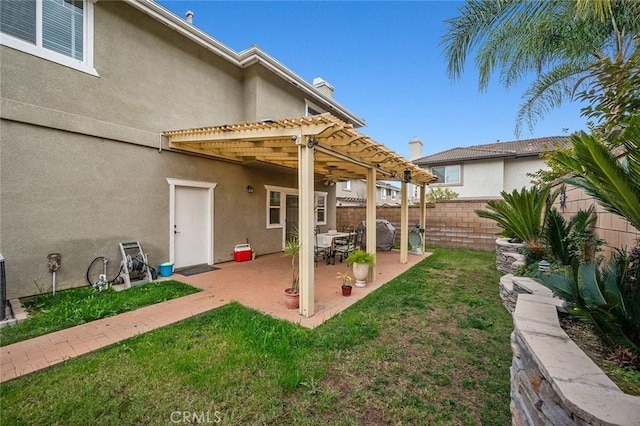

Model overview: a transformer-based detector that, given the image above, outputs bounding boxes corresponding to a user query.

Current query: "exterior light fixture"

[307,138,319,148]
[559,188,567,209]
[247,185,254,193]
[403,169,412,183]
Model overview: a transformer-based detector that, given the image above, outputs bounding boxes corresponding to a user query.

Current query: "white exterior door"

[168,179,216,268]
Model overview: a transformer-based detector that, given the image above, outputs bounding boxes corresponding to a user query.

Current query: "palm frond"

[515,63,586,137]
[545,207,571,265]
[560,132,640,231]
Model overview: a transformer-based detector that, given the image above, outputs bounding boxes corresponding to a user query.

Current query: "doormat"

[175,265,220,276]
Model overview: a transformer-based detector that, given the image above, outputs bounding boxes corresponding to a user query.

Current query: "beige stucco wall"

[0,1,340,298]
[336,179,366,201]
[434,159,504,198]
[503,157,545,193]
[1,121,316,298]
[427,157,544,199]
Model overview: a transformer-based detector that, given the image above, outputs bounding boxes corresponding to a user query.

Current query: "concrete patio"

[0,250,428,382]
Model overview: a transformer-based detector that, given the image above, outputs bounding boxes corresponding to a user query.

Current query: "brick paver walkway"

[1,251,426,383]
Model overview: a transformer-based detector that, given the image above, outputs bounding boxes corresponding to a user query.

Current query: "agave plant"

[539,250,640,351]
[476,186,554,253]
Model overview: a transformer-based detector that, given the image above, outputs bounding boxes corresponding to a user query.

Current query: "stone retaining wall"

[495,238,525,274]
[506,283,640,425]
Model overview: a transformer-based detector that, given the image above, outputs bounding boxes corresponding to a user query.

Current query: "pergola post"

[400,180,409,264]
[366,167,377,281]
[298,134,315,317]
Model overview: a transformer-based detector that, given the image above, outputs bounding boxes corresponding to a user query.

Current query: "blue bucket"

[158,262,174,277]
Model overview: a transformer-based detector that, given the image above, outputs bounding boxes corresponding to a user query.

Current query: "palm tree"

[441,0,640,136]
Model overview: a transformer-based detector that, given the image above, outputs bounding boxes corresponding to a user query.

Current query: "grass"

[0,248,513,425]
[0,280,201,347]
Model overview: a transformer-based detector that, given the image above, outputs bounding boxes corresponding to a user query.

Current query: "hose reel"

[119,241,152,289]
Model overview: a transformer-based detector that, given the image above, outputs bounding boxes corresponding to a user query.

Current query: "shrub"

[539,249,640,352]
[426,187,459,203]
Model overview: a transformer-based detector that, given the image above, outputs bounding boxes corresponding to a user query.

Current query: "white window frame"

[431,165,462,185]
[391,190,396,200]
[380,187,386,199]
[0,0,98,76]
[305,99,326,116]
[266,185,294,229]
[341,180,351,191]
[265,185,328,229]
[315,192,327,225]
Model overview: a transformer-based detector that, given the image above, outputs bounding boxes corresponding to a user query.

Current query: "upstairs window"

[432,165,461,185]
[341,180,351,191]
[0,0,96,75]
[305,99,326,117]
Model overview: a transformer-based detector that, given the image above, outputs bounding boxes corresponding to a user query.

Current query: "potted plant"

[346,249,375,287]
[337,270,353,296]
[283,238,300,309]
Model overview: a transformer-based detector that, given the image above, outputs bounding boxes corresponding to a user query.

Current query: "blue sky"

[157,0,588,159]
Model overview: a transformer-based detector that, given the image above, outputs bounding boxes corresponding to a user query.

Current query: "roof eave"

[415,151,544,166]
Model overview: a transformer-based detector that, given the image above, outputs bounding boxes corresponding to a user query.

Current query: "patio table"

[316,232,352,264]
[316,232,350,248]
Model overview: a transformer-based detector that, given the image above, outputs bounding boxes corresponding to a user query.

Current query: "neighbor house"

[336,180,402,207]
[0,0,435,316]
[413,137,571,199]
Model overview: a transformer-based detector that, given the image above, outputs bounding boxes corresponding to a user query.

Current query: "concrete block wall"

[336,200,502,251]
[555,185,639,258]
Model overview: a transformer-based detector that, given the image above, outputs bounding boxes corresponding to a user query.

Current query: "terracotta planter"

[284,288,299,309]
[352,263,369,287]
[341,285,352,296]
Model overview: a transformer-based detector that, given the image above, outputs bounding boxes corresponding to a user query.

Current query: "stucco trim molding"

[1,98,161,148]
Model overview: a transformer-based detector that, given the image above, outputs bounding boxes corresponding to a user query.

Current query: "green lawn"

[0,248,512,425]
[0,280,201,346]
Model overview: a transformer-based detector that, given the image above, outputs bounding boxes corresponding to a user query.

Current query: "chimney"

[186,10,193,24]
[313,77,334,98]
[408,136,423,161]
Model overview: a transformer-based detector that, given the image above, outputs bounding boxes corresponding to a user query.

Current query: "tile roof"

[414,136,571,166]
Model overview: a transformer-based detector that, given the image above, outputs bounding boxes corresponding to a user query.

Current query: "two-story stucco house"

[0,0,435,316]
[414,137,571,199]
[335,180,402,207]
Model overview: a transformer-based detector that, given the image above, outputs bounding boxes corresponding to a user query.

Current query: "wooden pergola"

[164,113,437,317]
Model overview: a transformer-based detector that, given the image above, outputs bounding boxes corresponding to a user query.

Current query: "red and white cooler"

[234,244,252,262]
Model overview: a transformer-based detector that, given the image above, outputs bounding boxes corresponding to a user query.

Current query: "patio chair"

[314,227,328,267]
[331,231,357,264]
[355,227,365,250]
